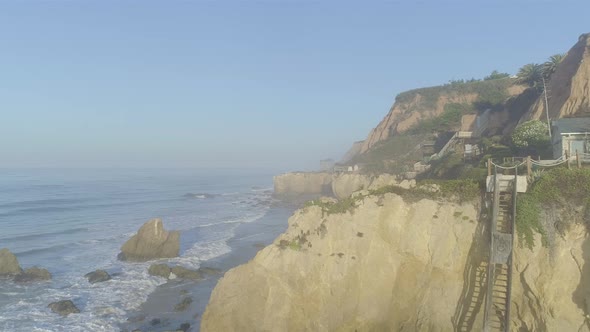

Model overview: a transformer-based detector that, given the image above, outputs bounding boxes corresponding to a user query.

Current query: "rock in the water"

[148,264,171,278]
[84,269,111,284]
[48,300,80,316]
[171,266,202,280]
[14,267,51,283]
[174,297,193,312]
[0,248,22,276]
[127,314,146,323]
[118,218,180,262]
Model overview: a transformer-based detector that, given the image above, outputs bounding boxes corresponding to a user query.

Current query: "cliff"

[273,172,414,200]
[523,33,590,121]
[358,80,527,155]
[273,172,332,198]
[202,190,590,331]
[202,193,480,331]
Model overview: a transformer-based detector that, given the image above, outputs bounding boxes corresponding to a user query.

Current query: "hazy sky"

[1,1,589,170]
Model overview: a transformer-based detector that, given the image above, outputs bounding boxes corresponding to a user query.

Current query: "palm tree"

[516,63,544,89]
[543,53,566,78]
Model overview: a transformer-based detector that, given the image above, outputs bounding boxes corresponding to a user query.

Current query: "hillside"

[349,33,590,168]
[359,78,528,155]
[523,33,590,121]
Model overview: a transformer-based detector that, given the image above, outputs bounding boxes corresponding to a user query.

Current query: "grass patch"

[407,103,474,135]
[367,179,480,203]
[395,77,512,111]
[305,196,360,215]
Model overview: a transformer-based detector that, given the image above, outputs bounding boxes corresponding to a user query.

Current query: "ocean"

[0,168,286,331]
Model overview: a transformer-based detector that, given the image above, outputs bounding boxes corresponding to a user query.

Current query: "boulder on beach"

[14,267,51,283]
[117,218,180,262]
[0,248,22,276]
[85,269,111,284]
[48,300,80,316]
[148,264,171,279]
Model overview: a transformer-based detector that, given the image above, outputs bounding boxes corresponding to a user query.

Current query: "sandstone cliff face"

[202,194,481,331]
[202,192,590,331]
[273,172,332,198]
[273,172,415,200]
[510,224,590,331]
[360,93,478,154]
[524,33,590,122]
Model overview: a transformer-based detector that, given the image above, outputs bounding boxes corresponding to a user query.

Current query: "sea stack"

[0,248,22,276]
[118,218,180,262]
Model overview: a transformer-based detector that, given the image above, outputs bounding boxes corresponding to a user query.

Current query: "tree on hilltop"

[543,53,566,78]
[516,63,544,89]
[484,70,510,81]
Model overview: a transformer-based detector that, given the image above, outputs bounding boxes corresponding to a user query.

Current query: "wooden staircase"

[483,175,516,332]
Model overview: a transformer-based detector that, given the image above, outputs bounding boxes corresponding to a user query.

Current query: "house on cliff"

[551,118,590,159]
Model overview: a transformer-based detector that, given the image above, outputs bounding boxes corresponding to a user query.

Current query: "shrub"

[484,70,510,81]
[515,168,590,249]
[511,120,550,148]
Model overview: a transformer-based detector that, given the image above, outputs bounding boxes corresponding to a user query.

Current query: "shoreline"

[121,201,298,332]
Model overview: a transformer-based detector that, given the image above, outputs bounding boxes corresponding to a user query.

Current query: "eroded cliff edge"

[202,189,590,331]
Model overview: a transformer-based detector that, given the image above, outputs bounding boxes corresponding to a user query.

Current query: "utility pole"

[542,76,552,138]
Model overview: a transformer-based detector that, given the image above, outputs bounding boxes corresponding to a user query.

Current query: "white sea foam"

[0,169,277,331]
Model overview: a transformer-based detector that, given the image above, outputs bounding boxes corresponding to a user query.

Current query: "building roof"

[553,118,590,134]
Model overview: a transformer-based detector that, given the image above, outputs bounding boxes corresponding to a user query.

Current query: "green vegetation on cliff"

[516,168,590,249]
[407,103,474,134]
[305,179,480,217]
[395,76,512,111]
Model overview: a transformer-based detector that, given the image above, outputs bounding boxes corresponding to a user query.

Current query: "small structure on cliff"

[551,118,590,159]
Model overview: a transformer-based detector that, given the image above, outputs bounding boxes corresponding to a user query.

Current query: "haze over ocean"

[1,1,589,170]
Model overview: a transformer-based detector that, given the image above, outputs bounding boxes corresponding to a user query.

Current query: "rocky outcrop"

[273,172,332,198]
[170,266,202,280]
[85,269,111,284]
[202,193,480,331]
[524,33,590,122]
[0,248,22,276]
[48,300,80,316]
[202,191,590,331]
[13,267,51,283]
[118,219,180,262]
[148,263,172,278]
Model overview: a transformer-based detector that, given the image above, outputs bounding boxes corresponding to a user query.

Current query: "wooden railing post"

[566,150,570,169]
[577,150,582,168]
[488,158,492,177]
[526,156,532,180]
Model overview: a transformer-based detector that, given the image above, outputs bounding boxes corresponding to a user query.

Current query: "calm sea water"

[0,168,277,331]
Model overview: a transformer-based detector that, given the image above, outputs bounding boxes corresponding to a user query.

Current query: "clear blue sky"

[1,1,588,170]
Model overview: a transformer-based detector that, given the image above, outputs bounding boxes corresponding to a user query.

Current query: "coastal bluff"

[273,172,332,198]
[273,172,414,200]
[202,192,590,331]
